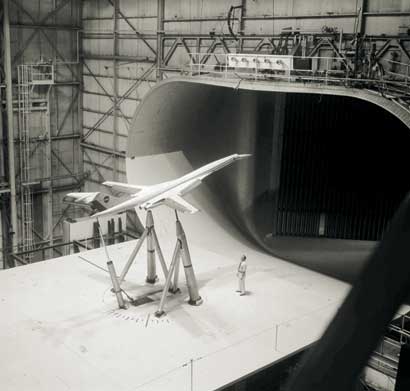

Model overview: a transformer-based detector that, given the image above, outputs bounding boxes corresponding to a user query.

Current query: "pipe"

[156,0,164,81]
[113,0,119,181]
[0,96,4,180]
[3,0,18,263]
[45,86,53,259]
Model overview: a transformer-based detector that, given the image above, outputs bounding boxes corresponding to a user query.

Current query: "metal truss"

[80,0,410,174]
[10,0,76,68]
[0,0,82,266]
[82,62,156,141]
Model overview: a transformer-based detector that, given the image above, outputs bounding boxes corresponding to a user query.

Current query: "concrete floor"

[0,234,348,391]
[0,152,351,391]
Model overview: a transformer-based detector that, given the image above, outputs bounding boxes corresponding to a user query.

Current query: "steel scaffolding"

[17,64,54,262]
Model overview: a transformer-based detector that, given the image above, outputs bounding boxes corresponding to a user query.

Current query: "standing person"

[236,255,247,296]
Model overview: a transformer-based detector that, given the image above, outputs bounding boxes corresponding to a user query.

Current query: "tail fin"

[63,192,123,212]
[102,181,145,195]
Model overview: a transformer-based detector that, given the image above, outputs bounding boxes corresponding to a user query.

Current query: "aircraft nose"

[237,154,252,160]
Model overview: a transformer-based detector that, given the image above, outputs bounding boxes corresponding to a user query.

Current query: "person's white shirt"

[237,256,247,295]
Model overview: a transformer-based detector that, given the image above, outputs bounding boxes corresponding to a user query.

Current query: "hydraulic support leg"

[118,210,166,284]
[118,228,148,283]
[107,260,126,309]
[97,219,126,309]
[177,219,202,306]
[154,214,202,316]
[171,250,181,294]
[155,240,181,317]
[152,227,173,290]
[146,210,157,284]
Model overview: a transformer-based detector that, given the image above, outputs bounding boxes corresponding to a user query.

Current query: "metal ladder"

[17,65,35,262]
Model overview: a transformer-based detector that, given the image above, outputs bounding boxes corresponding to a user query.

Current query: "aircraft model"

[65,153,251,218]
[63,191,123,212]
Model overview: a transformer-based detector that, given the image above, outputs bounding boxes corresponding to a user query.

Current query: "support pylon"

[118,210,170,286]
[176,219,202,306]
[171,249,181,294]
[155,213,202,317]
[155,239,182,318]
[97,218,126,309]
[107,260,126,309]
[145,211,157,283]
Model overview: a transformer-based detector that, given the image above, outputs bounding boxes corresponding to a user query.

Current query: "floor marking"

[111,310,171,327]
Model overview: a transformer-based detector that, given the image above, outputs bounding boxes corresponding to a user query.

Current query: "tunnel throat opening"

[264,93,410,241]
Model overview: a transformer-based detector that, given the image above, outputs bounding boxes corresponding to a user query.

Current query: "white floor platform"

[0,240,349,391]
[0,153,351,390]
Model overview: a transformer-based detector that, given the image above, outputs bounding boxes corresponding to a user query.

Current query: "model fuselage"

[92,153,250,218]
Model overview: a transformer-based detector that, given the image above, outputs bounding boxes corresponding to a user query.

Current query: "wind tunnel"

[127,79,410,283]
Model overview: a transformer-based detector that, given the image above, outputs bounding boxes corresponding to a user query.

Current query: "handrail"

[186,52,410,100]
[18,64,54,85]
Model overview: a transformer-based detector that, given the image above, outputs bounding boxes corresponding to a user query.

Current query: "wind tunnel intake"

[127,79,410,283]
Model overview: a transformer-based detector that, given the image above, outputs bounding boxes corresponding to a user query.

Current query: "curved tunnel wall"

[128,79,410,282]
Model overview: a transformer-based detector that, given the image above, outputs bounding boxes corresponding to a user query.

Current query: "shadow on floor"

[265,235,378,283]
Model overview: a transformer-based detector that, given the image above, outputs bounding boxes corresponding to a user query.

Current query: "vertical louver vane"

[275,94,410,241]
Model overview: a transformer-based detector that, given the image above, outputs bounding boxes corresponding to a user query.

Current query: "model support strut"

[98,211,171,309]
[118,210,170,286]
[97,219,126,309]
[155,213,202,317]
[146,211,157,283]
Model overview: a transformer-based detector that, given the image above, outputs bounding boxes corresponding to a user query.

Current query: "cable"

[77,255,109,273]
[227,5,243,41]
[121,288,134,301]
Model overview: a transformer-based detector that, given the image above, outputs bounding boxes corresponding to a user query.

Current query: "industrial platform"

[0,236,349,391]
[0,152,350,391]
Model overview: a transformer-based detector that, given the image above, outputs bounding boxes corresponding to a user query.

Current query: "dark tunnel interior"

[255,92,410,281]
[129,81,410,283]
[264,92,410,240]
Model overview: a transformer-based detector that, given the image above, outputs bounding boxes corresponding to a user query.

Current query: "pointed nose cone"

[236,153,252,160]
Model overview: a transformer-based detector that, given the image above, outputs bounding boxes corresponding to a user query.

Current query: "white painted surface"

[0,152,350,390]
[64,213,126,242]
[0,240,348,391]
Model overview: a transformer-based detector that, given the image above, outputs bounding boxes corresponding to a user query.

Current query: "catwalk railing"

[186,52,410,103]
